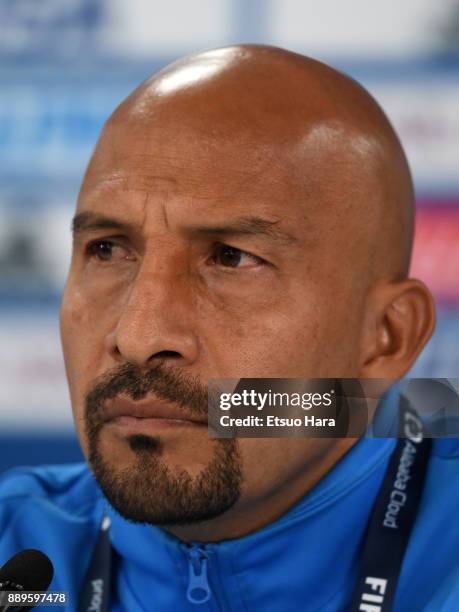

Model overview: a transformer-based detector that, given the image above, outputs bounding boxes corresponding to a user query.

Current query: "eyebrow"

[189,217,299,246]
[71,211,299,246]
[72,212,135,235]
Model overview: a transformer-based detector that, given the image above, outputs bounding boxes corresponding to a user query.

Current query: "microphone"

[0,549,54,611]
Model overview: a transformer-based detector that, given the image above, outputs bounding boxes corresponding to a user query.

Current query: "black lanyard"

[77,516,112,612]
[348,396,431,612]
[77,396,431,612]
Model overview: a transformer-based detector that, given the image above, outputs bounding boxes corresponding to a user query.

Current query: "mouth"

[101,395,208,434]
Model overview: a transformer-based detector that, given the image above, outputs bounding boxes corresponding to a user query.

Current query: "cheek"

[197,276,362,378]
[60,274,123,362]
[60,285,96,371]
[60,284,110,432]
[197,286,331,377]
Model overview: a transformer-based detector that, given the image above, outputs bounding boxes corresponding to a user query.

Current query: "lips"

[101,395,207,426]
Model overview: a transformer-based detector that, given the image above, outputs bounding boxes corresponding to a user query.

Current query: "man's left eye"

[210,244,264,268]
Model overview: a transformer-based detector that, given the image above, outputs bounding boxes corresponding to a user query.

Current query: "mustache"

[85,362,209,420]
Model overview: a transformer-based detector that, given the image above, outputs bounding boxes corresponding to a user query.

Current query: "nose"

[105,263,200,369]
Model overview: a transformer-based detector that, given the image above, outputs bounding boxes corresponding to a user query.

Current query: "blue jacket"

[1,415,459,610]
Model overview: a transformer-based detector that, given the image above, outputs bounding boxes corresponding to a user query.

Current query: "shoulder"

[0,462,101,518]
[414,437,459,514]
[0,464,105,600]
[422,437,459,508]
[431,437,459,459]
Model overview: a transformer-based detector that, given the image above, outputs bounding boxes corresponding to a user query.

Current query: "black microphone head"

[0,549,54,592]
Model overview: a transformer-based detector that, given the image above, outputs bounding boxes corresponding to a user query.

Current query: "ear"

[359,279,436,379]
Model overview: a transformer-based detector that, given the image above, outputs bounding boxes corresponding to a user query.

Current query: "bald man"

[0,45,457,612]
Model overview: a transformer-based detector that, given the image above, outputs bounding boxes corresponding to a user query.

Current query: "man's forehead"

[86,119,305,187]
[79,135,319,220]
[76,126,364,249]
[76,172,306,244]
[79,119,359,232]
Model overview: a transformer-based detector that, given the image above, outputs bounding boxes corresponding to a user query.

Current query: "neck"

[165,437,358,543]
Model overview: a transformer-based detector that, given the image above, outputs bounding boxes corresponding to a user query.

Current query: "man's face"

[60,99,371,531]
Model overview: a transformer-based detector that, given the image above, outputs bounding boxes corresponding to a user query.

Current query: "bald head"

[64,45,434,539]
[86,44,414,280]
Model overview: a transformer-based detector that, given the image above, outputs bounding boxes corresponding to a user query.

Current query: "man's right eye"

[86,240,115,261]
[85,240,136,263]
